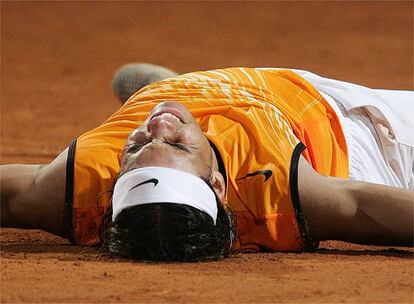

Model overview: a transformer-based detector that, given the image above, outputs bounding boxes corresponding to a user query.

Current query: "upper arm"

[298,156,414,246]
[296,156,350,242]
[1,148,69,237]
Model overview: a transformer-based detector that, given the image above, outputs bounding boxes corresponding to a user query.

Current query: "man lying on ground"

[1,64,413,262]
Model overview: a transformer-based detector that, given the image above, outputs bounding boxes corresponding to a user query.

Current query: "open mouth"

[149,108,185,123]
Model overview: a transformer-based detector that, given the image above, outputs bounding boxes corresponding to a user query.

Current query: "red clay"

[1,2,413,303]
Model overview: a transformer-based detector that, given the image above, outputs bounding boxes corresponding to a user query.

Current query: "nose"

[147,117,177,138]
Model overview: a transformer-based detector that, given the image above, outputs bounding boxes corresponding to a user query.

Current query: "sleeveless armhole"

[289,142,319,251]
[64,139,77,244]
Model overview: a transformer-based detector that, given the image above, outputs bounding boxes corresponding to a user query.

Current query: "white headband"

[112,167,218,224]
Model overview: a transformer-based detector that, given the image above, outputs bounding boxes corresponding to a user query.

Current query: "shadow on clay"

[316,247,413,259]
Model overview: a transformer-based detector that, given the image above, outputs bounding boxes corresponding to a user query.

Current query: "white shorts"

[293,70,414,190]
[321,92,414,190]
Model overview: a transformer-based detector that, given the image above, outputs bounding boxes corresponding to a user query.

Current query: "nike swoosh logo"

[129,178,159,191]
[236,170,273,182]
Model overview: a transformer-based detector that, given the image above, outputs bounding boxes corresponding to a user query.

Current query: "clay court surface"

[1,1,413,303]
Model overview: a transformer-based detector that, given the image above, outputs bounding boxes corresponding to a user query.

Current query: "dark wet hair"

[101,182,236,262]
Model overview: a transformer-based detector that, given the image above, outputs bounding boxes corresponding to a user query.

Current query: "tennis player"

[1,64,413,261]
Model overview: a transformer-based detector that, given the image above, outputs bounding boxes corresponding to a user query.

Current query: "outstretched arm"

[298,157,413,246]
[1,149,68,237]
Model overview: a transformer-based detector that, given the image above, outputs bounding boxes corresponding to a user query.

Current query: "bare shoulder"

[1,148,69,237]
[297,156,351,241]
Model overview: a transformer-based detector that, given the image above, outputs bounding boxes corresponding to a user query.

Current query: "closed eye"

[125,142,147,153]
[167,142,191,153]
[124,141,190,154]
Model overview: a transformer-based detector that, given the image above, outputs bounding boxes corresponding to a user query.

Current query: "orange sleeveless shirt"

[64,68,348,251]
